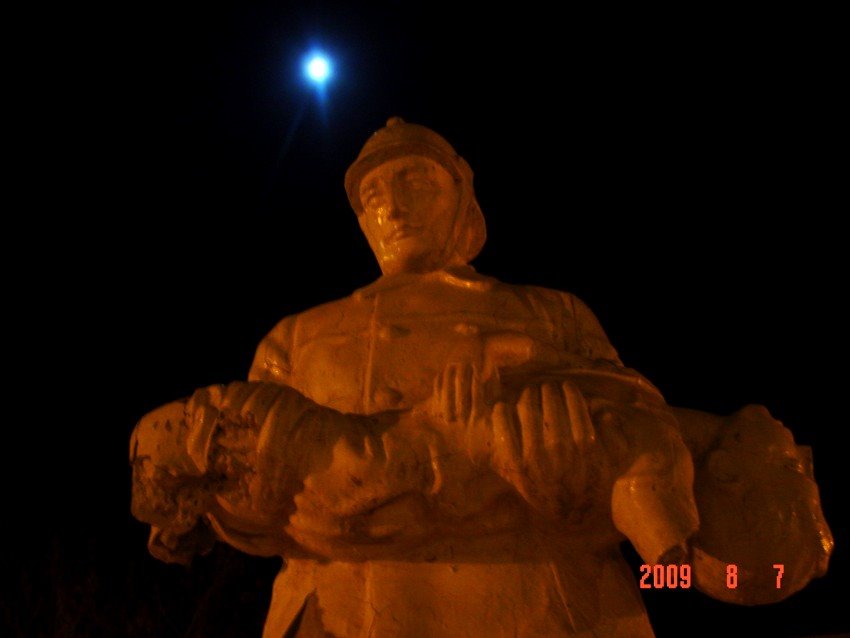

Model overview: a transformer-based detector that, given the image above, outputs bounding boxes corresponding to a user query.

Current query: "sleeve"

[249,314,298,385]
[564,292,623,366]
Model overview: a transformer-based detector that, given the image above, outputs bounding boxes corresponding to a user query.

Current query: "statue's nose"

[385,190,411,220]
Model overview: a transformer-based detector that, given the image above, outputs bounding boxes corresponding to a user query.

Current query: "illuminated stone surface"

[130,117,832,637]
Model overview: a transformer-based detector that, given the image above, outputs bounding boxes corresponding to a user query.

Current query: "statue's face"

[358,155,460,274]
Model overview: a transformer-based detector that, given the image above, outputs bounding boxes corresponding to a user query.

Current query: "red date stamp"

[639,564,692,589]
[639,563,786,589]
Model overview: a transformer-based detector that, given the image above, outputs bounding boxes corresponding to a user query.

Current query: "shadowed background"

[6,3,847,636]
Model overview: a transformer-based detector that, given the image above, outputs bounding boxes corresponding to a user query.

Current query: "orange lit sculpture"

[130,118,832,637]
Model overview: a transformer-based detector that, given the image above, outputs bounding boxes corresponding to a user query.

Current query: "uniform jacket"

[249,265,657,637]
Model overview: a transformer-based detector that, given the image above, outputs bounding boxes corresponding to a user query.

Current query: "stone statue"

[130,117,833,637]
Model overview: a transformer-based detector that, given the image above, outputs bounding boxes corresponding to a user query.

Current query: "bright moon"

[305,55,331,83]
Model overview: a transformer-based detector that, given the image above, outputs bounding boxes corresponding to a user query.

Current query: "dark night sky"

[7,3,847,636]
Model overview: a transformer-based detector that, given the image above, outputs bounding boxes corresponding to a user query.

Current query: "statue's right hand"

[427,362,492,427]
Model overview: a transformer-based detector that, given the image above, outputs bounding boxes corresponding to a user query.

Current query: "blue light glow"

[305,54,331,84]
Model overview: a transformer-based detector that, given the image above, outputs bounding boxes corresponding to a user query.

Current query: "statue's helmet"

[345,117,487,264]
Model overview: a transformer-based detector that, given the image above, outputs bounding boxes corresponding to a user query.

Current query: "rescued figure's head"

[345,117,486,275]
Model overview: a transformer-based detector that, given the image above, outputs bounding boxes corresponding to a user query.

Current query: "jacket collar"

[353,265,496,299]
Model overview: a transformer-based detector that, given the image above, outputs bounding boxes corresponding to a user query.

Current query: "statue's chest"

[289,284,561,413]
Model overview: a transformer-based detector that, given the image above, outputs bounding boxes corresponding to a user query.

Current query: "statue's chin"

[379,253,441,275]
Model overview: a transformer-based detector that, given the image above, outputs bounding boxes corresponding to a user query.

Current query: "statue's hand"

[489,380,602,521]
[425,369,611,521]
[423,361,505,466]
[427,361,493,428]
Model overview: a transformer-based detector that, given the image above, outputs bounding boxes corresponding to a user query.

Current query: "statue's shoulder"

[515,285,605,327]
[496,282,620,362]
[265,291,369,340]
[492,280,578,316]
[250,292,364,382]
[518,283,574,305]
